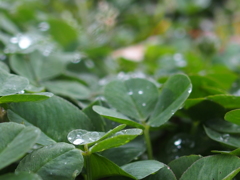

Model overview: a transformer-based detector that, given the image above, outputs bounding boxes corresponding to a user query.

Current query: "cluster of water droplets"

[67,129,105,145]
[219,133,230,142]
[165,134,196,161]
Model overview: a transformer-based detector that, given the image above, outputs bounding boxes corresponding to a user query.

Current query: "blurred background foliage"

[2,0,240,165]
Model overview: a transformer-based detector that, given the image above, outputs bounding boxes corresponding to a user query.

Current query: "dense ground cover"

[1,0,240,179]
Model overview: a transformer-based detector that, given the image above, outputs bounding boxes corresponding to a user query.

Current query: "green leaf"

[0,172,42,180]
[89,129,143,153]
[0,122,40,170]
[0,92,53,104]
[121,160,164,179]
[205,118,240,134]
[8,95,93,142]
[208,95,240,109]
[83,100,112,132]
[204,126,240,148]
[93,106,144,129]
[225,109,240,126]
[8,110,56,146]
[143,165,177,180]
[100,137,146,166]
[180,155,240,180]
[148,74,192,127]
[0,71,29,96]
[223,167,240,180]
[43,80,91,100]
[48,19,78,47]
[0,62,10,73]
[104,78,159,121]
[168,155,202,179]
[88,153,136,180]
[16,143,83,180]
[10,52,66,84]
[97,124,127,142]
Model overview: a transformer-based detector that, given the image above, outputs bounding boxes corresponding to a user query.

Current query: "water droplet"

[138,90,143,95]
[128,91,133,95]
[142,103,146,106]
[220,134,230,142]
[38,22,50,31]
[167,166,170,170]
[72,53,81,64]
[64,162,67,165]
[73,138,85,145]
[85,60,95,68]
[115,131,124,136]
[17,90,25,94]
[188,88,192,94]
[90,132,100,141]
[73,170,80,178]
[174,139,182,146]
[10,37,18,44]
[18,36,32,49]
[173,53,187,67]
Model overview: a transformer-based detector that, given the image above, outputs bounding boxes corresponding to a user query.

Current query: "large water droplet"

[73,138,84,145]
[188,88,192,94]
[68,129,105,145]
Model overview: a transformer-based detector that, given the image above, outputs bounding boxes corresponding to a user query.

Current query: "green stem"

[143,125,153,160]
[83,145,92,180]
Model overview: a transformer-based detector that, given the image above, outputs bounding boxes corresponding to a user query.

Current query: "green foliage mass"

[1,0,240,180]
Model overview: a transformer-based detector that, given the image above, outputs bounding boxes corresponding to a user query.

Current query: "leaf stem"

[143,124,153,160]
[83,145,92,180]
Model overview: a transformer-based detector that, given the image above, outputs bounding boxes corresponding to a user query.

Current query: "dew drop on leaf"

[138,90,143,94]
[73,138,85,145]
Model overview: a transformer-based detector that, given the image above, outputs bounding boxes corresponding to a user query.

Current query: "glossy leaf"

[100,137,146,166]
[168,155,202,179]
[0,172,42,180]
[0,62,9,72]
[8,95,93,142]
[93,106,144,129]
[10,52,66,84]
[7,110,56,146]
[89,128,143,153]
[143,165,177,180]
[205,118,240,134]
[88,153,136,180]
[104,78,159,121]
[0,122,40,170]
[43,80,91,100]
[0,70,29,96]
[0,92,53,104]
[225,109,240,126]
[148,74,192,127]
[97,124,127,143]
[16,143,83,180]
[204,126,240,148]
[121,160,164,179]
[180,155,240,180]
[83,100,112,132]
[223,167,240,180]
